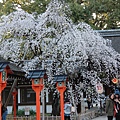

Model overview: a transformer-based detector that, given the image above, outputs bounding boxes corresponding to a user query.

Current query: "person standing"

[105,93,114,120]
[64,98,72,120]
[114,99,120,120]
[2,103,8,120]
[114,89,120,120]
[87,97,91,109]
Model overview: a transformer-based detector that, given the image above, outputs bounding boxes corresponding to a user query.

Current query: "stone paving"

[92,115,116,120]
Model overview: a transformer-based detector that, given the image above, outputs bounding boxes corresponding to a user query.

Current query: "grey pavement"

[92,115,107,120]
[92,115,116,120]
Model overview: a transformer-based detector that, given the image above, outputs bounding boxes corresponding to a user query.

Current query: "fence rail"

[6,116,79,120]
[6,108,98,120]
[7,116,61,120]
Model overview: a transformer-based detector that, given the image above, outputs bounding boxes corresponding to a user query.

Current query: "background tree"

[0,0,120,105]
[0,0,50,16]
[65,0,120,29]
[0,0,119,29]
[0,0,15,16]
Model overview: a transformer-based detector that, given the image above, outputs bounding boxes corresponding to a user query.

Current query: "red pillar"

[32,81,43,120]
[0,84,2,120]
[12,89,18,120]
[36,90,40,120]
[57,86,66,120]
[0,72,7,120]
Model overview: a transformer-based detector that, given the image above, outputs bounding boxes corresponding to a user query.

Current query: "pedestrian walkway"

[92,115,107,120]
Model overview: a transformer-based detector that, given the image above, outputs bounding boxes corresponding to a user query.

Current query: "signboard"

[112,78,118,84]
[2,71,6,81]
[71,106,75,112]
[24,107,30,116]
[96,82,103,94]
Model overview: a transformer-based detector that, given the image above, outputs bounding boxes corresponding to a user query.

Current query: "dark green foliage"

[0,0,119,30]
[29,109,36,116]
[66,0,120,30]
[16,109,25,117]
[16,109,36,116]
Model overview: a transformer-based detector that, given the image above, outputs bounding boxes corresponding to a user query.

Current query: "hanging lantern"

[112,78,118,84]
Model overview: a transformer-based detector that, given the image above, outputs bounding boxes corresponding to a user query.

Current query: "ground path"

[92,115,115,120]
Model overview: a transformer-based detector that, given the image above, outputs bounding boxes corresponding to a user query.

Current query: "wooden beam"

[5,79,18,107]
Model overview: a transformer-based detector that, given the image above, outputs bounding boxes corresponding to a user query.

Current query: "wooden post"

[12,88,18,120]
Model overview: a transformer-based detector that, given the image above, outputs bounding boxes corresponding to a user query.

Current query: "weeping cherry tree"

[0,0,120,105]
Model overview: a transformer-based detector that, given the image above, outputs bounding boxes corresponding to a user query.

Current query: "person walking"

[64,98,72,120]
[105,93,114,120]
[2,103,8,120]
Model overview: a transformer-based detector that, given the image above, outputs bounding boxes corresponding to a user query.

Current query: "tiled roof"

[97,29,120,54]
[27,70,46,79]
[0,56,24,73]
[53,75,67,82]
[0,62,10,72]
[96,29,120,37]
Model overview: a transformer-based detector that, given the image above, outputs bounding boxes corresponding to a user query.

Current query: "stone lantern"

[53,75,68,120]
[27,70,47,120]
[0,62,13,120]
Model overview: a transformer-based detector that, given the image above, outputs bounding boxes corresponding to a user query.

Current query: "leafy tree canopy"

[0,0,50,15]
[65,0,120,29]
[0,0,119,30]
